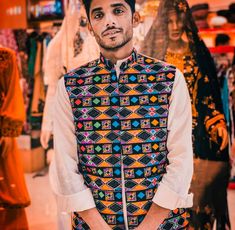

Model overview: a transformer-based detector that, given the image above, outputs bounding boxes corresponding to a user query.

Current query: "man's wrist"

[143,203,170,228]
[79,208,110,229]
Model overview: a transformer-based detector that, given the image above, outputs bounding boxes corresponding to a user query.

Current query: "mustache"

[101,26,123,36]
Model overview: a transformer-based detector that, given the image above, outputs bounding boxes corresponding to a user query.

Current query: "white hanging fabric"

[42,0,100,133]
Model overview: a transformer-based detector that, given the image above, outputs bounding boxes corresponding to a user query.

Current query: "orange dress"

[0,47,30,229]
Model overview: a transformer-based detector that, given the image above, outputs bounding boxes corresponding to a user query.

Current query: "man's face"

[168,10,185,42]
[89,0,135,51]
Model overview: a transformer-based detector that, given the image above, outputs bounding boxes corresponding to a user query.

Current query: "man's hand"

[135,203,169,230]
[40,130,52,149]
[217,126,228,151]
[0,137,14,158]
[79,208,111,230]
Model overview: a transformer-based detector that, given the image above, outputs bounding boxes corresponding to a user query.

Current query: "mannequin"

[141,0,230,229]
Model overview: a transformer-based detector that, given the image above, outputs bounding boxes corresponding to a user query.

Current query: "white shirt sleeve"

[49,78,96,212]
[152,68,194,210]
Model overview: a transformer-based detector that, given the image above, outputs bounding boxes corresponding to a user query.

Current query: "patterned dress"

[166,50,228,161]
[166,49,230,229]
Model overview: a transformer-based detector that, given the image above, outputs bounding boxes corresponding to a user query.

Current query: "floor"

[25,172,58,230]
[25,172,235,230]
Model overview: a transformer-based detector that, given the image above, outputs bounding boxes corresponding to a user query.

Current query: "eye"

[94,12,104,19]
[113,8,124,15]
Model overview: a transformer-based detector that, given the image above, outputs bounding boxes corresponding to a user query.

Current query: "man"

[50,0,193,229]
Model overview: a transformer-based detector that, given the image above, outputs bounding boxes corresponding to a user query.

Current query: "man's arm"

[50,78,110,229]
[136,69,194,229]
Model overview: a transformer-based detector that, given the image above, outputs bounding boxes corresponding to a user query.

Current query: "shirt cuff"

[56,188,96,212]
[153,183,193,210]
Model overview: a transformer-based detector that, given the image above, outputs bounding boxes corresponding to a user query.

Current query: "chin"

[169,37,181,42]
[103,40,125,50]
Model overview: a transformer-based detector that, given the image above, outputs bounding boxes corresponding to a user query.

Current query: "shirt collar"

[99,48,138,70]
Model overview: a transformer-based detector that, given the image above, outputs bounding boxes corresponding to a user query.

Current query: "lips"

[171,31,180,37]
[102,29,122,37]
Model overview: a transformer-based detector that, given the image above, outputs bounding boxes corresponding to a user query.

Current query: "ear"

[88,23,95,36]
[133,12,141,28]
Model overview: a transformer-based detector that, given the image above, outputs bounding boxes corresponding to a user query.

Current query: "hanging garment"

[42,2,99,134]
[30,41,46,131]
[0,47,30,229]
[227,67,235,141]
[0,29,19,56]
[0,29,22,74]
[212,51,233,127]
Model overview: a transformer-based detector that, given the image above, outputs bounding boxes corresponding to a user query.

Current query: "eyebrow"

[91,7,102,15]
[110,3,127,9]
[91,3,127,15]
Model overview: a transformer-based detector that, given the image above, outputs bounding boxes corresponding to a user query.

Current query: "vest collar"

[99,48,138,70]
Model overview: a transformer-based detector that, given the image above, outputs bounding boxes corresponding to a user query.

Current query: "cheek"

[178,23,184,32]
[91,22,102,35]
[168,24,172,33]
[120,15,132,28]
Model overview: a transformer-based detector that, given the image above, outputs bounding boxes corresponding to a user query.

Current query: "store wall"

[0,0,27,29]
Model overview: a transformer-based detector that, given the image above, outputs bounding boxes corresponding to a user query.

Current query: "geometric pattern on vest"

[72,208,190,230]
[65,50,189,229]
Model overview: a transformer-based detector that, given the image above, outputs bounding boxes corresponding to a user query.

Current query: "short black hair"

[215,34,231,46]
[82,0,136,19]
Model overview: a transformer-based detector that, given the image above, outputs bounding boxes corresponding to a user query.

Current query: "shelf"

[199,27,235,34]
[209,45,235,53]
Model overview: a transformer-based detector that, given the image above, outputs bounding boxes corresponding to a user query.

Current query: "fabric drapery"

[0,47,30,229]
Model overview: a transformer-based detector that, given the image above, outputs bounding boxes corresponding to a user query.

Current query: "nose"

[104,13,117,27]
[172,21,178,30]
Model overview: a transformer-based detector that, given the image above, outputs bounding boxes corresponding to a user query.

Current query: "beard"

[94,29,133,51]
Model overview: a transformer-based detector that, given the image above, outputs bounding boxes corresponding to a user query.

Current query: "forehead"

[168,10,185,20]
[168,10,178,17]
[90,0,129,10]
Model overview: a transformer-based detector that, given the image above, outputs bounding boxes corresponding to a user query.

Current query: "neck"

[168,39,188,53]
[100,39,134,64]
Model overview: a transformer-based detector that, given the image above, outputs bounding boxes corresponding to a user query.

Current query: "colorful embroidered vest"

[65,50,189,230]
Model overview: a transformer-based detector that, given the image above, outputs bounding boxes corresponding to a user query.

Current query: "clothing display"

[211,47,235,143]
[227,67,235,142]
[51,48,193,229]
[31,41,46,130]
[141,0,231,229]
[41,2,99,134]
[27,32,52,133]
[0,47,30,229]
